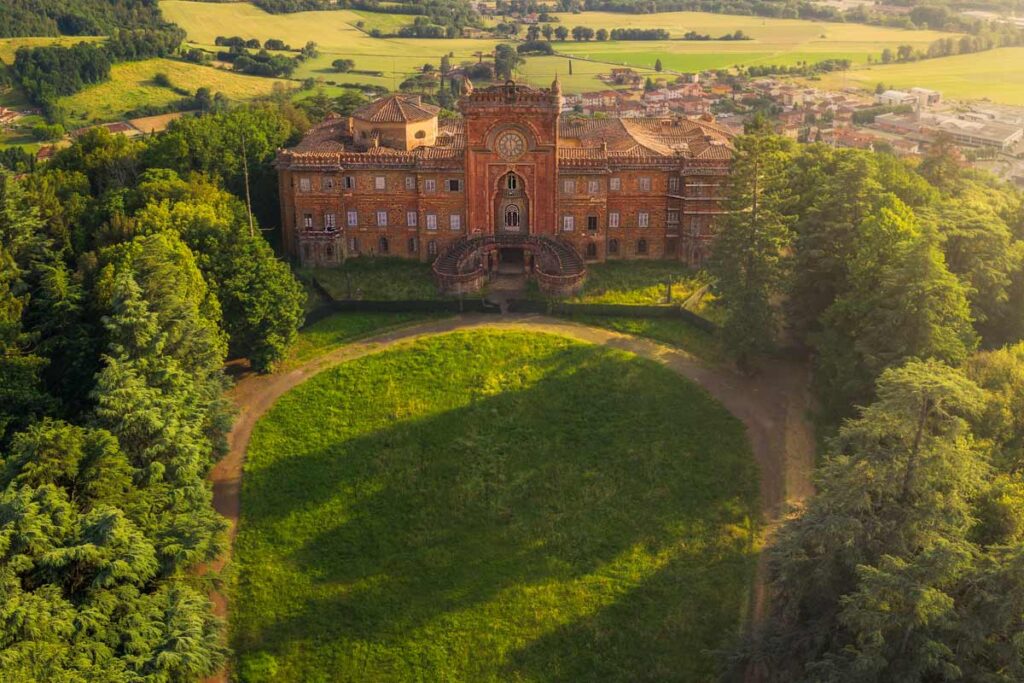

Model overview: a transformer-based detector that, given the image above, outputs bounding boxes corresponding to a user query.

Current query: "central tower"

[459,80,562,236]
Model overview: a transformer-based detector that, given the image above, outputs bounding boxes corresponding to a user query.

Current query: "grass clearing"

[568,315,723,363]
[284,311,436,367]
[234,330,758,681]
[301,258,442,301]
[0,36,105,64]
[811,46,1024,105]
[58,58,283,126]
[570,261,709,304]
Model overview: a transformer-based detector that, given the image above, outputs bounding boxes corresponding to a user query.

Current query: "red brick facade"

[275,82,733,269]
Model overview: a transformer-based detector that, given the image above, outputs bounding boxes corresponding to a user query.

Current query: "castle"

[275,80,733,294]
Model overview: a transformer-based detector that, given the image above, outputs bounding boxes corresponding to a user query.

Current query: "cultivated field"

[159,0,957,93]
[233,330,758,681]
[58,58,285,127]
[551,10,955,74]
[812,46,1024,105]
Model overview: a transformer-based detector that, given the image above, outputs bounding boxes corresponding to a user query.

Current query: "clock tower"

[459,80,562,236]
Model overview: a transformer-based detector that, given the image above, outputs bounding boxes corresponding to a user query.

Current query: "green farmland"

[813,46,1024,105]
[233,331,758,681]
[159,0,958,94]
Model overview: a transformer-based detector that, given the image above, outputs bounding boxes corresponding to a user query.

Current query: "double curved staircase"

[433,234,587,296]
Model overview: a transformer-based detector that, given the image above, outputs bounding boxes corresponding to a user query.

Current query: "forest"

[0,0,164,38]
[0,103,306,679]
[711,121,1024,680]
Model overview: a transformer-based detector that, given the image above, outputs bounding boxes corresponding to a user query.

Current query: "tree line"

[0,0,165,38]
[0,103,307,680]
[710,122,1024,679]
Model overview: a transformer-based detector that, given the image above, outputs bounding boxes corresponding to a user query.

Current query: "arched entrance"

[495,172,528,235]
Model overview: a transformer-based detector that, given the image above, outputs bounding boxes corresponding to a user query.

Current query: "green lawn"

[285,311,435,367]
[233,331,759,681]
[570,261,709,304]
[569,315,723,363]
[300,258,442,300]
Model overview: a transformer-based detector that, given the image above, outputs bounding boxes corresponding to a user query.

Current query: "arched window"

[505,205,519,228]
[585,242,597,259]
[637,238,648,255]
[608,238,619,255]
[506,173,518,191]
[379,236,389,254]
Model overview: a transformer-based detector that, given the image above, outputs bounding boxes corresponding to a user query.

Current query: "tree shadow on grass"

[234,337,758,679]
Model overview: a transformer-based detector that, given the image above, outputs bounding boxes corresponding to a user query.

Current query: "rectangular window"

[376,210,388,227]
[426,213,437,230]
[562,215,574,232]
[668,176,680,192]
[450,214,461,231]
[639,176,651,192]
[667,209,679,225]
[405,175,416,190]
[343,175,355,190]
[609,177,621,191]
[562,179,575,194]
[406,211,418,227]
[324,176,334,190]
[608,211,620,228]
[299,177,311,192]
[638,211,649,228]
[424,179,436,192]
[446,179,461,192]
[324,213,336,229]
[587,179,599,194]
[587,215,598,232]
[346,210,358,227]
[348,237,359,253]
[374,176,386,190]
[428,239,438,256]
[407,237,418,254]
[302,213,313,229]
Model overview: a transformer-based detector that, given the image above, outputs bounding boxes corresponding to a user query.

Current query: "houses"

[876,89,919,107]
[608,68,642,87]
[0,107,22,126]
[875,111,1024,150]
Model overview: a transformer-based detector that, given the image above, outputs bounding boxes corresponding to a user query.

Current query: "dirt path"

[204,314,815,681]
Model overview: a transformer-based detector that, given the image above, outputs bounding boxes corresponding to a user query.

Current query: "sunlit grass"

[59,58,283,126]
[300,257,441,301]
[283,311,436,367]
[570,261,709,305]
[233,331,758,681]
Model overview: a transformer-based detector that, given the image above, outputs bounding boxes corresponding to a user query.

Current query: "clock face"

[495,131,526,160]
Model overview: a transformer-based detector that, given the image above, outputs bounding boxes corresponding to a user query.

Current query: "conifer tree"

[709,126,795,372]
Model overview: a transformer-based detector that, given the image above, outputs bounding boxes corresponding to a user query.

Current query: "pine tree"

[746,360,988,680]
[708,128,795,372]
[813,194,977,421]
